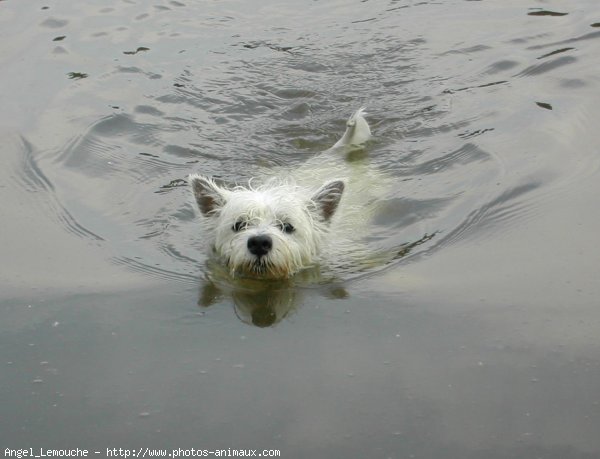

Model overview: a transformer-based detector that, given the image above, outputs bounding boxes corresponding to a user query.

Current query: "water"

[2,0,600,456]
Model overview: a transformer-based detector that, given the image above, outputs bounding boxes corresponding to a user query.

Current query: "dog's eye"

[232,220,248,232]
[279,222,295,234]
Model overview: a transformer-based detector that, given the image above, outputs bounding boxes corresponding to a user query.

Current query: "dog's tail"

[332,107,371,149]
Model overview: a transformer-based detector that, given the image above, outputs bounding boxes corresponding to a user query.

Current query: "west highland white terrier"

[189,108,384,279]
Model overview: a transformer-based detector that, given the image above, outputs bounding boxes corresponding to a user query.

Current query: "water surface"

[1,0,600,457]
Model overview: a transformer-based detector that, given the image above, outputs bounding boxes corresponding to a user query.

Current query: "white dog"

[189,108,379,279]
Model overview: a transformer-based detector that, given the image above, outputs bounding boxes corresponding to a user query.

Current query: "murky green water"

[2,0,600,457]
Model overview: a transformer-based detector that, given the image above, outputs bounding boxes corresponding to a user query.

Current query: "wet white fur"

[332,107,371,148]
[190,108,379,279]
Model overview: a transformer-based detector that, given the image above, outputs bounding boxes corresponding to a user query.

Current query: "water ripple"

[516,55,578,78]
[112,256,198,285]
[13,138,105,242]
[432,182,543,249]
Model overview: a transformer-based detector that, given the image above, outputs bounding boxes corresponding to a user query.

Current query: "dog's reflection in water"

[197,264,347,327]
[196,230,436,327]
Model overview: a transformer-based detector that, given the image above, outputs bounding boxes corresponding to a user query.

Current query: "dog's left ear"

[311,180,345,223]
[189,174,228,216]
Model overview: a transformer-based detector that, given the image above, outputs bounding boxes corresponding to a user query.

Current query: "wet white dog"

[189,108,381,279]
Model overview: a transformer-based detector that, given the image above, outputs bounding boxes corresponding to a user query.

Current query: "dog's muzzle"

[247,234,272,258]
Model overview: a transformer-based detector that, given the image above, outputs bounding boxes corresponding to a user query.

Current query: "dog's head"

[189,174,344,278]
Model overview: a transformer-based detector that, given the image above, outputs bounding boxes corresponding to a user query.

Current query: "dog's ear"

[311,180,345,223]
[189,174,228,216]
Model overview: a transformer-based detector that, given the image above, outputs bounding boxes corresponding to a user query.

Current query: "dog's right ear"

[189,174,228,216]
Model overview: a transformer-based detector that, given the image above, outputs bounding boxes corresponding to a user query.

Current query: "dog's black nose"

[247,235,273,257]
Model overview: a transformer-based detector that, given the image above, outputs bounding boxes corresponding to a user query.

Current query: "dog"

[189,108,379,279]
